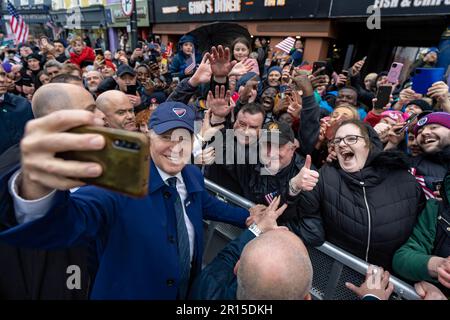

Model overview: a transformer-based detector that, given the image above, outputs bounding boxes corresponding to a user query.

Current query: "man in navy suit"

[0,101,252,299]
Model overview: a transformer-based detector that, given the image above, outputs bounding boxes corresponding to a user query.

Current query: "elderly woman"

[287,119,425,270]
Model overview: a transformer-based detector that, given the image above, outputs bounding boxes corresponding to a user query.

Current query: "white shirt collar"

[155,166,183,185]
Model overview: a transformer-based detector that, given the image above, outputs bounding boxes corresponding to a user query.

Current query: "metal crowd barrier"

[203,178,420,300]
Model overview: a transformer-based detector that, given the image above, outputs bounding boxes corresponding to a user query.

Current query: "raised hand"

[290,155,319,194]
[189,53,212,87]
[428,81,449,103]
[228,58,253,77]
[293,74,314,97]
[238,77,259,103]
[206,85,232,118]
[199,109,224,142]
[248,196,288,233]
[351,59,365,76]
[209,45,237,78]
[286,90,302,118]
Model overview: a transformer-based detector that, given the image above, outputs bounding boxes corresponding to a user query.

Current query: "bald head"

[31,83,96,118]
[236,230,313,300]
[96,90,136,131]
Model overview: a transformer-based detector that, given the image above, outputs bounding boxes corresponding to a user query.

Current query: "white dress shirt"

[155,167,195,263]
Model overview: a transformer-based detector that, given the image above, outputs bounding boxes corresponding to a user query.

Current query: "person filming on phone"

[0,101,255,299]
[96,64,148,109]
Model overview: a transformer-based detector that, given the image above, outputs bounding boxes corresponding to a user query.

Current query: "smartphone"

[395,113,418,134]
[412,68,445,95]
[94,48,104,56]
[374,85,392,109]
[313,61,327,76]
[56,126,150,197]
[387,62,403,84]
[126,84,138,95]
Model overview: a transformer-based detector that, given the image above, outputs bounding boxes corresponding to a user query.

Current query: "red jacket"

[69,46,95,66]
[363,111,383,127]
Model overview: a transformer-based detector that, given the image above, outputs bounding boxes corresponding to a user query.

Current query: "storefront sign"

[154,0,330,22]
[330,0,450,17]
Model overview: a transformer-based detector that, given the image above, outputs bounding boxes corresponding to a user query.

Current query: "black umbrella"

[187,22,251,55]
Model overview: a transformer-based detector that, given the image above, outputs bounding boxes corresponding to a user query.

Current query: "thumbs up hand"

[290,155,320,193]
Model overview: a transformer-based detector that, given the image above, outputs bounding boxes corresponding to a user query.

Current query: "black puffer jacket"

[287,150,426,271]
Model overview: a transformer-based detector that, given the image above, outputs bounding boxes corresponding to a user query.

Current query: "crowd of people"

[0,30,449,300]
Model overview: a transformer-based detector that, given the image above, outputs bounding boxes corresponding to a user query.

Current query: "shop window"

[34,0,43,4]
[20,0,29,6]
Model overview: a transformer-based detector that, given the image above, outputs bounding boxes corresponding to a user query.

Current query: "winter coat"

[0,93,33,155]
[393,170,450,296]
[169,35,202,80]
[0,165,90,299]
[286,150,425,270]
[189,230,255,300]
[69,46,95,66]
[409,146,450,191]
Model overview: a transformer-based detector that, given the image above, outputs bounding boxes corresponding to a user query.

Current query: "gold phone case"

[57,126,150,197]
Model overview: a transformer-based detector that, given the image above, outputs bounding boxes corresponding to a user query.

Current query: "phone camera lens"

[392,63,397,67]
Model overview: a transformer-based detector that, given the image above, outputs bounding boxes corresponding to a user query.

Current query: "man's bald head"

[236,230,313,300]
[31,83,96,118]
[96,90,130,113]
[96,90,136,131]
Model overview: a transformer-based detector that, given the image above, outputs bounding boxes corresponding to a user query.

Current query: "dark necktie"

[167,177,191,299]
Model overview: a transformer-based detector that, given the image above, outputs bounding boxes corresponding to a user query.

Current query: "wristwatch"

[248,222,262,237]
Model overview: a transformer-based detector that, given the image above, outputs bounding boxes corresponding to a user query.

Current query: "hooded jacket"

[169,35,202,80]
[286,149,425,271]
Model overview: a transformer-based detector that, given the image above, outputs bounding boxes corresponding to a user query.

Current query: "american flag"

[7,1,29,44]
[184,48,196,74]
[264,191,279,205]
[275,37,296,54]
[410,168,435,200]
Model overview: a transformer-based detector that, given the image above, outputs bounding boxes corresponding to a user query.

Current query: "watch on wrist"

[248,222,262,237]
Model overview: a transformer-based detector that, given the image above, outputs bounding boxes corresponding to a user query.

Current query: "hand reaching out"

[209,45,237,78]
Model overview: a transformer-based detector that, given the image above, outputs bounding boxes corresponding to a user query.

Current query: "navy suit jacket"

[0,161,249,299]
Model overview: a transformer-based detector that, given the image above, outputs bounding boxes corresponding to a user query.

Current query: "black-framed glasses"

[330,135,365,146]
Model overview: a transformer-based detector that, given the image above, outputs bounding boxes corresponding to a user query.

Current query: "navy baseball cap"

[149,102,195,134]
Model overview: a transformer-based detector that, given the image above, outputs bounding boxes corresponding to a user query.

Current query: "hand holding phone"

[387,62,403,84]
[374,85,392,109]
[313,61,327,76]
[126,84,138,95]
[394,113,418,134]
[57,126,150,197]
[412,68,445,95]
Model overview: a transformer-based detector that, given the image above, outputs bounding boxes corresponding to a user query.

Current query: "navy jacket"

[0,161,248,299]
[0,93,33,155]
[190,229,255,300]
